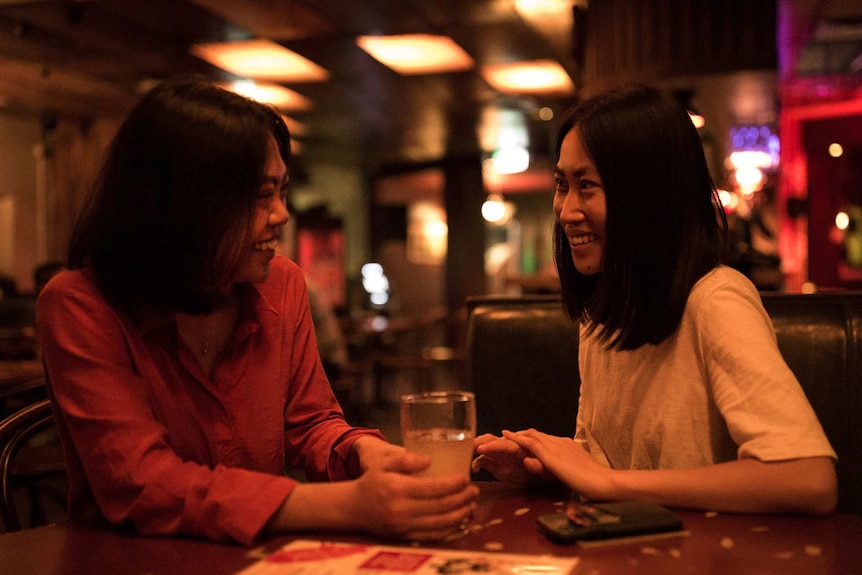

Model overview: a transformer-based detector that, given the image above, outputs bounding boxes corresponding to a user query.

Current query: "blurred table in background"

[0,325,38,361]
[0,360,43,397]
[341,309,466,407]
[0,360,45,418]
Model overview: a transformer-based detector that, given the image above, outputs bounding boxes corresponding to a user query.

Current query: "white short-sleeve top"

[575,265,836,470]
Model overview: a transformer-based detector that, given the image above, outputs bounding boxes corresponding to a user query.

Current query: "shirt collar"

[126,281,278,336]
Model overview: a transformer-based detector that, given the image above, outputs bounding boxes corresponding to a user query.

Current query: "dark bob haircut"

[68,78,291,313]
[553,84,727,350]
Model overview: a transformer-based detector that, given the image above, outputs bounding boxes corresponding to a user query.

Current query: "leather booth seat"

[465,293,862,515]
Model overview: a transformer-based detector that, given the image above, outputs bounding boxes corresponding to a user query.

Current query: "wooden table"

[1,482,860,574]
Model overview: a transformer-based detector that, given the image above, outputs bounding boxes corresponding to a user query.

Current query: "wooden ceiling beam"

[188,0,335,41]
[0,57,133,119]
[0,4,226,86]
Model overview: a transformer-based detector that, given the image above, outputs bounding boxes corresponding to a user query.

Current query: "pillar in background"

[443,153,486,313]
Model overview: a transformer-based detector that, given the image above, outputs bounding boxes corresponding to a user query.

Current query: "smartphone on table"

[538,500,684,544]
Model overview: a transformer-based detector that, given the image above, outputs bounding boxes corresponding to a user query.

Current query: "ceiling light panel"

[481,59,574,95]
[226,80,312,111]
[356,34,475,75]
[191,39,329,83]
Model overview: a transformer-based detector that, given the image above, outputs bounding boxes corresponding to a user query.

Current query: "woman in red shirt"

[37,79,477,545]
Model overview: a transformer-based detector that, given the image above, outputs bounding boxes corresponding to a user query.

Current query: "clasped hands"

[472,429,612,500]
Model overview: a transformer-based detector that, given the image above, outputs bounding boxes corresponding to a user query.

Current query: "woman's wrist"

[268,480,361,533]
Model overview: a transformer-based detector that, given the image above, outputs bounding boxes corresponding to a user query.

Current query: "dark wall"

[583,0,777,93]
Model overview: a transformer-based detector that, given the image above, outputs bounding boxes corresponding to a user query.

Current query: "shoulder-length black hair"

[68,78,291,313]
[553,84,727,350]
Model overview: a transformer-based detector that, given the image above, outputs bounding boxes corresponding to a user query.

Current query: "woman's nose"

[270,199,290,226]
[558,194,583,222]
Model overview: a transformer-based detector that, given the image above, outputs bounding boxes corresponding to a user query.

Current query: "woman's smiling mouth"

[253,238,279,251]
[569,233,599,247]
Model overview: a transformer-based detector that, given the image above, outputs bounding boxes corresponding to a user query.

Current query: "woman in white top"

[472,85,837,515]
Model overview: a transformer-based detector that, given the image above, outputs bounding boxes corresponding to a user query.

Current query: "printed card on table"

[236,539,579,575]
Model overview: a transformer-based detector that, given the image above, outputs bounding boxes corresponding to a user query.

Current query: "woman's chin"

[231,252,274,284]
[573,258,602,275]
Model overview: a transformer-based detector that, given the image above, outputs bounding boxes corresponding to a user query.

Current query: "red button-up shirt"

[37,256,383,545]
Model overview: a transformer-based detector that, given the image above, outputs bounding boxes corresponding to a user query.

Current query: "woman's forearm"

[606,456,837,515]
[267,481,359,533]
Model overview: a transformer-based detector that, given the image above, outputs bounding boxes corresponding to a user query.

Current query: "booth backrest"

[465,293,862,515]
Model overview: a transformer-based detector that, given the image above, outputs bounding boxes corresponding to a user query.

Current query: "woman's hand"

[501,431,838,515]
[471,433,553,485]
[501,429,611,499]
[274,439,478,540]
[347,450,479,541]
[351,436,409,473]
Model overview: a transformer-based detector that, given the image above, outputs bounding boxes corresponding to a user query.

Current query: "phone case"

[537,500,684,544]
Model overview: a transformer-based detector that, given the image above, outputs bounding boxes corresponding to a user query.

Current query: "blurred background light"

[228,80,312,111]
[835,211,850,230]
[491,146,530,175]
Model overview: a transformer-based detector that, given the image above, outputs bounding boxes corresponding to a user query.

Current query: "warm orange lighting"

[481,193,516,225]
[734,166,764,194]
[280,115,308,137]
[688,112,705,129]
[226,80,312,111]
[356,34,474,75]
[717,189,738,214]
[515,0,574,16]
[835,211,850,231]
[729,150,772,170]
[191,39,329,83]
[481,60,574,95]
[407,202,448,264]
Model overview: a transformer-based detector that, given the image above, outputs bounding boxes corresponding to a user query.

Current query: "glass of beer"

[400,391,476,479]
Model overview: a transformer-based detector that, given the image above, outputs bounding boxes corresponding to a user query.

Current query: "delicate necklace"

[176,316,218,358]
[176,298,238,361]
[200,330,216,356]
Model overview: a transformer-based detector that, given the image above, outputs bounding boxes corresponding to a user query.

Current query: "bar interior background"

[1,0,861,346]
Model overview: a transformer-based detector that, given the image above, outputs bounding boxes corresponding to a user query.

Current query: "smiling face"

[553,127,607,275]
[229,136,290,285]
